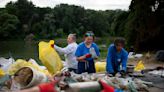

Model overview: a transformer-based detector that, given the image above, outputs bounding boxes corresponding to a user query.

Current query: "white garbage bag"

[0,57,15,72]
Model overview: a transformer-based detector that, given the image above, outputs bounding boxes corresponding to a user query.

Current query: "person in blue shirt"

[75,31,100,74]
[106,38,128,76]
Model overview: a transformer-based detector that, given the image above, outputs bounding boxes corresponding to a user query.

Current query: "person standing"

[51,34,78,73]
[75,31,100,74]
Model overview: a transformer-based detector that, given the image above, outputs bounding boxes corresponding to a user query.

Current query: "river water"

[0,40,39,62]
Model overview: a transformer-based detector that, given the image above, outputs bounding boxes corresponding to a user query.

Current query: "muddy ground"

[128,55,164,92]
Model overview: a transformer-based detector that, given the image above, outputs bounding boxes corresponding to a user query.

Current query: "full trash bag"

[39,40,63,74]
[95,62,106,72]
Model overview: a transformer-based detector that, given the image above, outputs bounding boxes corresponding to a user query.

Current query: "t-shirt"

[106,44,128,73]
[75,42,100,61]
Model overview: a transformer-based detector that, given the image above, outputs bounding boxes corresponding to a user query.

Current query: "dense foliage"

[0,0,163,51]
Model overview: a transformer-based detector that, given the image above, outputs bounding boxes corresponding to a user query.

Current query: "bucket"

[13,67,48,89]
[127,64,134,73]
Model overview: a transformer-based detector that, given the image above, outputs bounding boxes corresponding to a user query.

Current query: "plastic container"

[13,67,48,89]
[127,64,135,73]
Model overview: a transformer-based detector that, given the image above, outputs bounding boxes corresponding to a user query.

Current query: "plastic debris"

[134,60,145,72]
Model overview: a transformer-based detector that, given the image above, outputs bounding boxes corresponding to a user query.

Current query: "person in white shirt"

[51,34,78,73]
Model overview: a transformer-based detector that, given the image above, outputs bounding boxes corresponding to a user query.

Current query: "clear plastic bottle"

[89,47,98,59]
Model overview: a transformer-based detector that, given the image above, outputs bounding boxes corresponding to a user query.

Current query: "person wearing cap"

[75,31,100,74]
[106,37,128,76]
[51,34,78,73]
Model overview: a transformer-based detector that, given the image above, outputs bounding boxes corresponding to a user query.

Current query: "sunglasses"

[85,33,94,37]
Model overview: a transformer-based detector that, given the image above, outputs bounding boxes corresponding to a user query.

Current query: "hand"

[107,72,116,77]
[51,44,54,48]
[85,54,92,58]
[120,70,126,77]
[38,81,57,92]
[99,80,115,92]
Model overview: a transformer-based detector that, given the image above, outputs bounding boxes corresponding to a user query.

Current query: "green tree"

[32,13,56,39]
[84,10,110,36]
[2,1,130,40]
[0,12,19,38]
[125,0,164,51]
[5,0,35,37]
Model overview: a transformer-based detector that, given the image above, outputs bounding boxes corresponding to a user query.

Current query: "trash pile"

[0,59,156,92]
[0,59,163,92]
[0,40,60,91]
[44,71,153,92]
[128,52,143,59]
[148,66,164,77]
[0,58,50,91]
[148,70,164,77]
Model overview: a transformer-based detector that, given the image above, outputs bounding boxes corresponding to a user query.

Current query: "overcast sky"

[0,0,131,10]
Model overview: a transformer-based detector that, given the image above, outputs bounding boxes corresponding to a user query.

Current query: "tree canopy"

[0,0,163,51]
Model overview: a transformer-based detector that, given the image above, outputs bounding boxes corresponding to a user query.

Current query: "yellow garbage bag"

[39,40,63,74]
[7,59,51,76]
[134,60,145,72]
[95,62,106,72]
[0,68,5,77]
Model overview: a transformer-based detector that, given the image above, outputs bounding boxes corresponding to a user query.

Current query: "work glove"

[120,70,126,77]
[51,44,54,48]
[99,80,115,92]
[89,47,98,58]
[85,54,92,58]
[38,81,57,92]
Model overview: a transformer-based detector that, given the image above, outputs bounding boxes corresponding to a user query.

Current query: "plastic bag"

[0,57,14,72]
[10,79,21,91]
[7,59,50,76]
[39,40,63,74]
[0,68,5,77]
[95,62,106,72]
[0,57,14,77]
[90,47,98,59]
[134,60,145,72]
